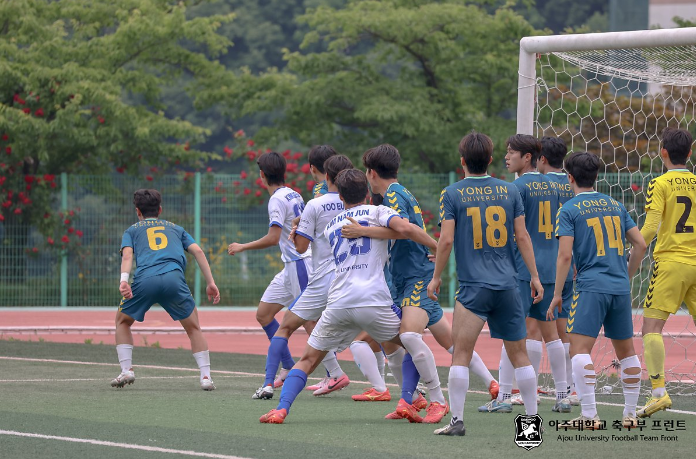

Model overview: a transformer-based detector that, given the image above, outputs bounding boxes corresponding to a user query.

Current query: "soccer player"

[114,189,221,390]
[483,134,569,414]
[429,131,543,436]
[549,151,646,429]
[537,136,577,405]
[228,152,313,390]
[251,155,354,400]
[308,145,337,197]
[259,169,437,424]
[638,127,696,418]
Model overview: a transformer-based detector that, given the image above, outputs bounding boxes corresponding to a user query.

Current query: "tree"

[201,0,540,173]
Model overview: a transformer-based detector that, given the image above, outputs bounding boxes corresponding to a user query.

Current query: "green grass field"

[0,340,694,458]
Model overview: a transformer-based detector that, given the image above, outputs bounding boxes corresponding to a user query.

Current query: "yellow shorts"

[643,260,696,320]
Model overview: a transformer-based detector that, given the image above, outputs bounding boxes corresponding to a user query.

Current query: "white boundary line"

[0,430,251,459]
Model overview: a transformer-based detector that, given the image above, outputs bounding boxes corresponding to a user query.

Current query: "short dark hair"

[257,151,286,186]
[362,144,400,179]
[370,192,383,206]
[540,136,568,168]
[506,134,542,167]
[133,189,162,218]
[335,169,368,205]
[458,131,493,174]
[564,151,600,188]
[324,155,354,184]
[308,145,337,174]
[661,127,693,165]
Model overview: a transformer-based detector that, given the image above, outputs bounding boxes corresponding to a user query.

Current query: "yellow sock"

[643,333,666,396]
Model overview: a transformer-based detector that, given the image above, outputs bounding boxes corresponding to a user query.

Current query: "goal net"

[518,29,696,395]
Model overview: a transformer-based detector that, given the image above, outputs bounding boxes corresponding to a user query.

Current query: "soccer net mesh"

[533,44,696,396]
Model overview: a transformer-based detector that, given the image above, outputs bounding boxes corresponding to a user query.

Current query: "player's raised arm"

[119,246,134,299]
[385,216,437,252]
[228,222,282,255]
[513,215,543,304]
[187,243,221,304]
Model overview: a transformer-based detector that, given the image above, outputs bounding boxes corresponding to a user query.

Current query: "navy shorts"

[556,281,574,319]
[395,279,443,327]
[518,280,556,322]
[456,285,526,341]
[118,270,195,322]
[567,291,633,340]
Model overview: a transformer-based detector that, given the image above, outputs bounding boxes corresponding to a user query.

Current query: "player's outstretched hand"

[427,277,441,301]
[341,217,365,239]
[547,295,562,320]
[207,283,221,305]
[119,281,133,299]
[530,278,544,304]
[228,243,244,256]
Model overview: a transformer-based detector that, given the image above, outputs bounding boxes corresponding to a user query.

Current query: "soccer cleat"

[568,391,580,406]
[351,387,391,402]
[313,374,350,396]
[558,415,602,430]
[422,401,449,424]
[259,408,287,424]
[412,392,428,411]
[395,398,423,423]
[305,377,327,391]
[110,369,135,388]
[252,385,274,400]
[637,393,672,418]
[434,420,466,436]
[552,398,572,413]
[384,410,404,420]
[488,381,500,400]
[273,368,290,389]
[477,399,512,413]
[510,393,523,405]
[200,376,216,391]
[623,415,638,428]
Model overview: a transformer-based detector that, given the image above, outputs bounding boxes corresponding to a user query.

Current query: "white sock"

[546,339,567,400]
[116,344,133,373]
[470,350,495,387]
[515,365,538,415]
[192,350,211,381]
[526,339,543,376]
[498,346,514,402]
[385,347,406,388]
[448,366,469,424]
[572,353,597,418]
[563,342,574,393]
[620,355,641,418]
[350,341,386,392]
[374,352,385,380]
[322,352,344,378]
[400,332,446,405]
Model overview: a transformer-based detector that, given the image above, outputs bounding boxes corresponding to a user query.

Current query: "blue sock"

[401,353,420,404]
[280,346,295,370]
[277,369,308,413]
[265,337,288,387]
[262,319,280,341]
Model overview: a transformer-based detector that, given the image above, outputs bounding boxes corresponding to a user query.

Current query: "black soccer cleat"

[434,420,466,436]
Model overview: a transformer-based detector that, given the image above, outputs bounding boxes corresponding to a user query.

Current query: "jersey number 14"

[586,217,623,257]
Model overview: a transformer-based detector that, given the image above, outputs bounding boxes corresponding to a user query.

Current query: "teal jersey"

[546,171,574,283]
[313,180,328,197]
[440,176,524,290]
[384,182,433,287]
[556,191,637,295]
[512,172,560,283]
[121,218,195,280]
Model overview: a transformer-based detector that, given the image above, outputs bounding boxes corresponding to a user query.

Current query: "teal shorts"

[118,269,195,322]
[518,280,556,322]
[556,281,574,319]
[567,291,632,340]
[395,279,444,328]
[456,284,526,342]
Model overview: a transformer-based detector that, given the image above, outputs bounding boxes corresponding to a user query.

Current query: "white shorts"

[260,258,312,307]
[288,269,334,322]
[308,306,401,352]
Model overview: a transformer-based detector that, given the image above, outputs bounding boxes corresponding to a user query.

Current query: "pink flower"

[64,219,70,225]
[224,146,233,157]
[306,180,316,191]
[434,232,441,238]
[14,208,21,214]
[146,175,153,181]
[234,129,245,138]
[35,108,44,117]
[247,139,255,147]
[68,227,75,234]
[293,152,302,160]
[61,235,69,243]
[32,247,38,253]
[6,147,11,155]
[255,190,262,197]
[206,167,212,173]
[301,163,311,174]
[243,188,251,195]
[240,171,248,179]
[1,134,7,141]
[76,230,83,238]
[116,167,125,173]
[22,108,31,114]
[246,151,256,160]
[631,183,640,192]
[47,237,54,245]
[221,197,227,203]
[233,181,241,186]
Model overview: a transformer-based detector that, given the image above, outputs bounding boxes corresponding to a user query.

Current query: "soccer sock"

[563,342,574,393]
[116,344,133,373]
[620,355,642,417]
[546,339,567,400]
[321,352,344,379]
[192,350,211,381]
[400,332,446,405]
[401,353,420,404]
[277,369,308,413]
[386,347,406,388]
[350,341,386,392]
[448,365,469,425]
[265,337,289,387]
[515,365,538,416]
[526,339,543,376]
[262,319,279,340]
[470,350,495,387]
[572,353,597,419]
[375,352,386,380]
[643,333,667,397]
[497,346,514,402]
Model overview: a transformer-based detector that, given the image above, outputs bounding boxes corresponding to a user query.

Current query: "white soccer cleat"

[510,393,541,405]
[568,392,580,406]
[274,368,290,388]
[252,385,274,400]
[111,369,135,388]
[200,376,216,391]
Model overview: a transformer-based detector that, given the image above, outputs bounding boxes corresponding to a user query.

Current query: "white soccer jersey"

[323,204,400,309]
[295,192,345,277]
[268,187,311,263]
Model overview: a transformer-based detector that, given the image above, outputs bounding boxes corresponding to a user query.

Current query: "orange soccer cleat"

[259,408,288,424]
[395,398,424,423]
[412,392,428,411]
[422,401,449,424]
[351,387,391,402]
[488,381,500,400]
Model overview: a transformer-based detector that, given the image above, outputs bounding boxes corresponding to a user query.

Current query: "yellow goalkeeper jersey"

[644,169,696,265]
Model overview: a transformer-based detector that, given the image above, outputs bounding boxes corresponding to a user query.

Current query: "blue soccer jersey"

[120,218,195,280]
[546,171,574,283]
[556,191,637,295]
[440,176,524,290]
[313,180,328,197]
[512,172,559,283]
